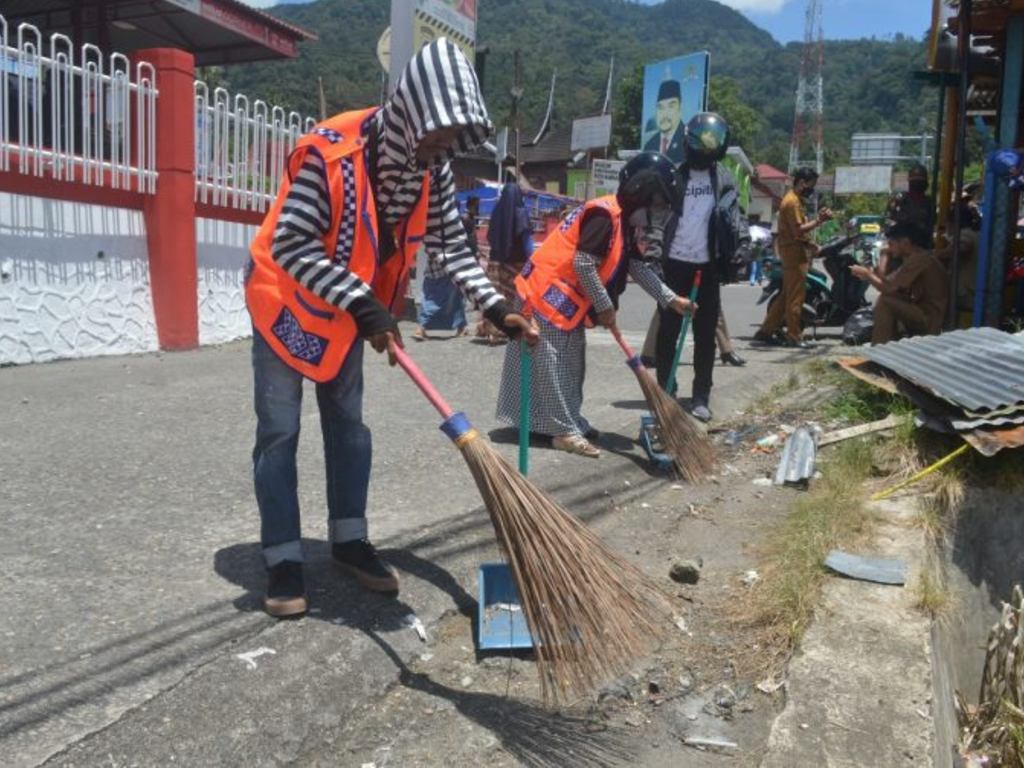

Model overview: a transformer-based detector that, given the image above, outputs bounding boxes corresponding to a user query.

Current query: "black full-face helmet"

[684,111,731,167]
[617,152,683,217]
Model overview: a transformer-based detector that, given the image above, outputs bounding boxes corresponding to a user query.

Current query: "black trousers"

[656,260,721,403]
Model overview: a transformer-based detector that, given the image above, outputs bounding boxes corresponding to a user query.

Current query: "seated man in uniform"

[849,221,948,345]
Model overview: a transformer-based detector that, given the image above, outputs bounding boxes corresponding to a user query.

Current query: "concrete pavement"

[1,283,829,767]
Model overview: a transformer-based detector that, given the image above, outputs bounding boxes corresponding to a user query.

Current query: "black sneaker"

[332,539,400,593]
[751,330,779,346]
[264,561,308,618]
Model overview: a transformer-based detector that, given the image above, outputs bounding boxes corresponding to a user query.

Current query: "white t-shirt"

[667,169,715,264]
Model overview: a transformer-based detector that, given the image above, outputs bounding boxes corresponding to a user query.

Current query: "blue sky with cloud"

[240,0,932,44]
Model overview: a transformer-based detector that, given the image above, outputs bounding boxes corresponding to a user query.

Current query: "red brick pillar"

[136,48,197,349]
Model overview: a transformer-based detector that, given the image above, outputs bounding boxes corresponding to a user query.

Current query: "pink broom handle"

[610,326,644,372]
[393,345,456,420]
[610,326,634,358]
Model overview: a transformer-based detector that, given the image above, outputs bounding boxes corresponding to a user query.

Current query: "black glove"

[483,301,521,339]
[350,295,398,338]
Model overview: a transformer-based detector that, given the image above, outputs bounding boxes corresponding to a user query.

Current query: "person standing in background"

[652,112,747,423]
[753,167,832,349]
[878,162,935,276]
[477,180,534,344]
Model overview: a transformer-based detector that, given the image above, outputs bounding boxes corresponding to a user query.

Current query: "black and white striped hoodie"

[270,39,508,337]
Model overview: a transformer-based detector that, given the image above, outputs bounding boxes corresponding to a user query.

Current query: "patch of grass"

[740,438,876,654]
[913,570,953,619]
[751,373,802,415]
[823,378,914,425]
[801,356,842,384]
[915,495,950,545]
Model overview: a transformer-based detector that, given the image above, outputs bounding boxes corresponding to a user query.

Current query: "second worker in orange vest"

[496,153,695,458]
[246,39,537,619]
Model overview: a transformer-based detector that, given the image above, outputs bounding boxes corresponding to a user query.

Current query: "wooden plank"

[819,415,904,447]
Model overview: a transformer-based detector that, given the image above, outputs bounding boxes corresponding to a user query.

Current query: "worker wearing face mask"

[879,162,936,276]
[753,166,833,350]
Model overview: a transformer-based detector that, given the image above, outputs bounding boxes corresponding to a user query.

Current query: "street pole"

[512,49,523,184]
[948,0,971,329]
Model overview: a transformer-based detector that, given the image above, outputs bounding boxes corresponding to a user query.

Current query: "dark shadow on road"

[596,431,665,477]
[214,543,629,768]
[364,630,630,768]
[609,399,649,411]
[0,600,263,740]
[382,548,476,617]
[487,426,552,449]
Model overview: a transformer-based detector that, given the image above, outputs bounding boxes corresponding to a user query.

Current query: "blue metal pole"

[986,14,1024,325]
[973,161,998,326]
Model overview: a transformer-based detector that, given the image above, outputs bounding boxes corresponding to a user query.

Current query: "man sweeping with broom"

[245,39,537,618]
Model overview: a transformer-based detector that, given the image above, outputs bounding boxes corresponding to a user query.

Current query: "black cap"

[657,80,682,102]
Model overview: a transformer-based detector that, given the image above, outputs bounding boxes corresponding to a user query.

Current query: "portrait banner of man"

[640,52,710,164]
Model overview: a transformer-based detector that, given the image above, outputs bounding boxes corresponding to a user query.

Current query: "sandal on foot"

[552,434,601,458]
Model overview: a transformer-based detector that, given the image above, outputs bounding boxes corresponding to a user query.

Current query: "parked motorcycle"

[756,233,871,331]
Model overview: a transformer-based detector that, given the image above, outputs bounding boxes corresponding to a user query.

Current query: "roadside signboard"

[834,165,893,195]
[591,158,625,197]
[571,114,612,152]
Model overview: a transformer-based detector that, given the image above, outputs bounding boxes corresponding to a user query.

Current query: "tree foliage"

[707,75,763,157]
[226,0,939,173]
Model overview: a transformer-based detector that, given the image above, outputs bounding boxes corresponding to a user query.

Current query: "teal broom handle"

[665,269,702,396]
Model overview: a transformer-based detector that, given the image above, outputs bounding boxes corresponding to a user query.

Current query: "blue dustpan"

[476,562,534,650]
[638,414,674,473]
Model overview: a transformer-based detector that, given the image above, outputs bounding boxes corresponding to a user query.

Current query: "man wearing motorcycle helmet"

[496,152,694,458]
[648,112,748,423]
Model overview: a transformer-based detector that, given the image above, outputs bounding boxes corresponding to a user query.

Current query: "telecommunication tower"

[788,0,824,175]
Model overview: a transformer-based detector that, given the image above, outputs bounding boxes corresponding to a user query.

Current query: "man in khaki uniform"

[850,221,948,345]
[753,168,832,349]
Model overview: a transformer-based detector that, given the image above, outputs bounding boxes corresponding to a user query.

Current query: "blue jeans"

[748,259,763,286]
[252,331,371,567]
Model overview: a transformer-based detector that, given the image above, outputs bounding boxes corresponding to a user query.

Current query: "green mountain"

[223,0,936,171]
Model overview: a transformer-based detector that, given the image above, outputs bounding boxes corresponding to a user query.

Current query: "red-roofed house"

[749,164,788,225]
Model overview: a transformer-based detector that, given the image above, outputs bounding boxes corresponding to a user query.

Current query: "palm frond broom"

[393,345,672,703]
[609,272,716,482]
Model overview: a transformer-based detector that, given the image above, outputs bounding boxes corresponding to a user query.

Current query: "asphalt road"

[0,282,824,767]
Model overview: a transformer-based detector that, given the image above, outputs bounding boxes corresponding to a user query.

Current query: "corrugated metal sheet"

[774,426,818,488]
[864,328,1024,415]
[963,425,1024,457]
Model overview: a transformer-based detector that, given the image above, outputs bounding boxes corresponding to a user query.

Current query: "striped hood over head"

[379,38,492,169]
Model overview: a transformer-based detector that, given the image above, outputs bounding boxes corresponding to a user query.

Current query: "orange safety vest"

[515,195,624,331]
[246,108,430,382]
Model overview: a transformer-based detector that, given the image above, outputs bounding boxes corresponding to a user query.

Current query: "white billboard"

[834,165,893,195]
[571,114,612,152]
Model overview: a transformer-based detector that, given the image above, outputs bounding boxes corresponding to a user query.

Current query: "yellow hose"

[870,443,971,501]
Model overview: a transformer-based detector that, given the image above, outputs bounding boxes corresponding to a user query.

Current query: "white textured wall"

[197,217,256,346]
[0,193,158,365]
